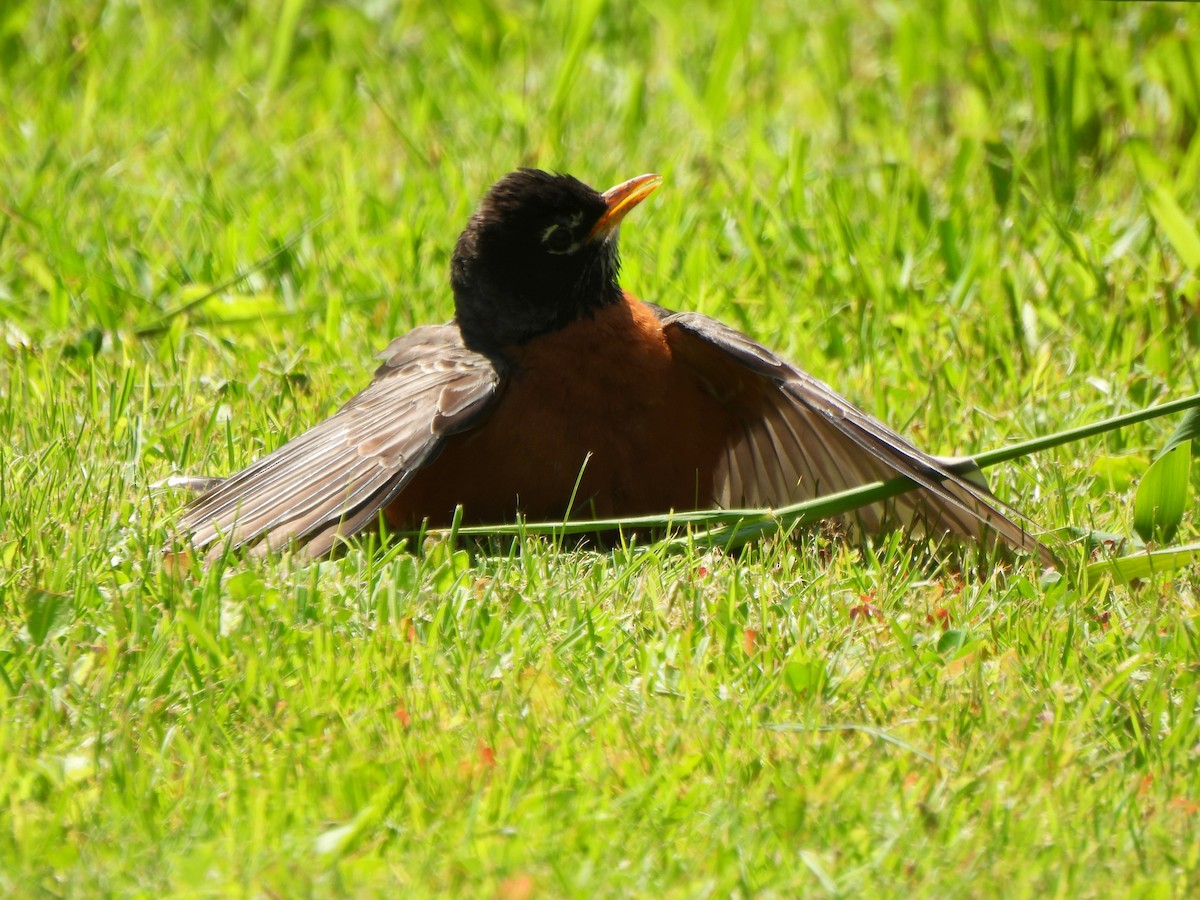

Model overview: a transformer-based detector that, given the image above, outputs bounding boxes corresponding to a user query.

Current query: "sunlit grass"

[2,0,1199,894]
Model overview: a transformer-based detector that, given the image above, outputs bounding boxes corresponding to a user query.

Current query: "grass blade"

[441,393,1200,549]
[1153,405,1200,461]
[1084,542,1200,585]
[1133,441,1191,543]
[1142,182,1200,271]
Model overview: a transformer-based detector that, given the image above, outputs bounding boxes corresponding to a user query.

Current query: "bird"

[177,168,1054,566]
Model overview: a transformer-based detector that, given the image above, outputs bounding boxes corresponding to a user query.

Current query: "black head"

[450,169,661,353]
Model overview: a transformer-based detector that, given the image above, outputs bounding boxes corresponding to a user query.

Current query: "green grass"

[3,0,1200,894]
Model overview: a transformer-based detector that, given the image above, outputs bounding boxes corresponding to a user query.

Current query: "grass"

[2,0,1200,894]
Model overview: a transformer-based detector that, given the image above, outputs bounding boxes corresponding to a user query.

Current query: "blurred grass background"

[2,0,1199,894]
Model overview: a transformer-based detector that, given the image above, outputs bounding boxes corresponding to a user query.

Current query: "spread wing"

[179,324,501,558]
[658,310,1054,566]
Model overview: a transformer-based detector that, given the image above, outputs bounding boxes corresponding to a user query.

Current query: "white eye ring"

[541,223,579,255]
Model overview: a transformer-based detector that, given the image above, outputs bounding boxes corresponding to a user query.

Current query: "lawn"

[2,0,1200,895]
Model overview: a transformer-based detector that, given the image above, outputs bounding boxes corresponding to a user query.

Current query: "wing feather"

[659,310,1054,565]
[180,324,501,557]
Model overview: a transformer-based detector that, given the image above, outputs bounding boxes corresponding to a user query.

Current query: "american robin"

[180,169,1053,565]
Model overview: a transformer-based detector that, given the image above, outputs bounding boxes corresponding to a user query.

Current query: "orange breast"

[384,296,738,528]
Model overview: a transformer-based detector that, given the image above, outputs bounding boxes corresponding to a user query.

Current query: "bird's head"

[450,169,661,353]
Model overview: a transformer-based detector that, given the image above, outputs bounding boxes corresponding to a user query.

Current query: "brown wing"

[658,310,1055,566]
[180,323,501,558]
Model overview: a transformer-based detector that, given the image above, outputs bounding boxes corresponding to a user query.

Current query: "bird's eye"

[541,222,578,255]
